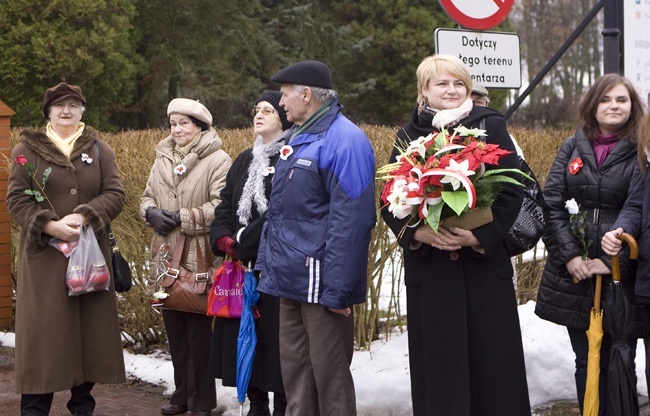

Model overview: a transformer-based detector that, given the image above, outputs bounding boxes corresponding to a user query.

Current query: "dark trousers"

[162,309,216,412]
[248,386,287,412]
[20,382,95,415]
[567,327,637,416]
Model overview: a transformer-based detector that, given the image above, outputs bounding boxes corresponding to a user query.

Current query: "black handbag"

[108,225,133,292]
[504,157,547,256]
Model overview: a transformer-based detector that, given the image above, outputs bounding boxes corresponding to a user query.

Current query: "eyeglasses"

[251,107,276,117]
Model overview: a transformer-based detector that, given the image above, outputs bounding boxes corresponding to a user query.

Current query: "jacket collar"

[574,127,636,171]
[156,127,223,159]
[20,127,98,168]
[286,96,342,146]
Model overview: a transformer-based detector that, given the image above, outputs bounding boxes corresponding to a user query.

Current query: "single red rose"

[569,158,583,175]
[15,155,28,166]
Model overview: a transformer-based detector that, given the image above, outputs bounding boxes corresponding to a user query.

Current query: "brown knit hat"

[42,82,86,118]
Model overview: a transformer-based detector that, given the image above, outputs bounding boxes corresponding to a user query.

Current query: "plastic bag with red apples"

[66,226,111,296]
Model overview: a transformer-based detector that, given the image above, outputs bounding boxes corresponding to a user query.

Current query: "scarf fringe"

[237,134,285,225]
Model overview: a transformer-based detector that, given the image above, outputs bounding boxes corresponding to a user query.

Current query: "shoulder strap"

[94,140,100,162]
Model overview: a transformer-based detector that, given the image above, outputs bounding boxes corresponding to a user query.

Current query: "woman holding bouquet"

[381,54,530,415]
[535,74,646,415]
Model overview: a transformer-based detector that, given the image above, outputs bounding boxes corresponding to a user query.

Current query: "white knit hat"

[167,98,213,126]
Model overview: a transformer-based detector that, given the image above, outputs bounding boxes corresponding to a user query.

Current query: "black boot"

[272,392,286,416]
[247,386,270,416]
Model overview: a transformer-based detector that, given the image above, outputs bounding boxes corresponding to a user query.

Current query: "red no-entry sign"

[439,0,515,30]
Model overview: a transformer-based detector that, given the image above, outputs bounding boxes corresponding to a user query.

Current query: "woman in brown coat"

[140,98,231,416]
[7,82,127,415]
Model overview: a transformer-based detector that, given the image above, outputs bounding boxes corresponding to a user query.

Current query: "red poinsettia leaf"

[380,179,394,205]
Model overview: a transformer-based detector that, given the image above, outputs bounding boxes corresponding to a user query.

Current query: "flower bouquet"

[379,125,528,232]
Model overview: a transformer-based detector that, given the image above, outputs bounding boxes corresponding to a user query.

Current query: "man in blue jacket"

[255,60,376,416]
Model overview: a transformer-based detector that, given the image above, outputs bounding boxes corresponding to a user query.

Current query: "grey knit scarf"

[236,134,285,225]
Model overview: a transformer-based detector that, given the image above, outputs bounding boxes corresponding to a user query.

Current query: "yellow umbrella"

[583,273,603,416]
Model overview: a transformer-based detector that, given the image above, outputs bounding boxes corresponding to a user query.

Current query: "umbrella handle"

[611,232,638,282]
[593,274,602,310]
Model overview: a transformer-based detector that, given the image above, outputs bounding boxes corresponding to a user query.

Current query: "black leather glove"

[146,207,177,236]
[162,209,181,225]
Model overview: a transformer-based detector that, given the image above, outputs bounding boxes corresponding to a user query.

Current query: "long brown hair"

[576,74,644,144]
[638,112,650,172]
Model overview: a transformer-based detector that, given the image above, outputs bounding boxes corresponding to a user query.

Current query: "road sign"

[439,0,515,30]
[624,0,650,104]
[435,28,521,89]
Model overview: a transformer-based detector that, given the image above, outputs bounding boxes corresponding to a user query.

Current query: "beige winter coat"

[7,127,126,394]
[140,128,231,294]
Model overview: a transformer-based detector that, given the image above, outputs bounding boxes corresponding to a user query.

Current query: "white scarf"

[431,98,474,130]
[236,134,285,225]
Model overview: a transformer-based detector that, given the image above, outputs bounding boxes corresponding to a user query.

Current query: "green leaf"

[23,189,34,196]
[42,167,52,185]
[25,164,36,177]
[426,201,443,233]
[441,190,469,216]
[34,193,44,202]
[482,168,535,182]
[433,131,447,151]
[479,175,525,187]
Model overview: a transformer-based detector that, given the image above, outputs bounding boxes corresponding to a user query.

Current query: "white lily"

[455,126,487,138]
[406,136,428,158]
[440,159,475,190]
[387,180,412,219]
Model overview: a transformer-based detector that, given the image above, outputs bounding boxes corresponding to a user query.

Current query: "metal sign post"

[603,0,623,74]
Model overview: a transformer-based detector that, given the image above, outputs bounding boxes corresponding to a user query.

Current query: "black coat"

[382,106,530,415]
[613,163,650,311]
[534,128,649,335]
[209,148,278,265]
[208,146,284,392]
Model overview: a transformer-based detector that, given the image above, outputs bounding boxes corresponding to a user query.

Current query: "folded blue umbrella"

[236,267,260,414]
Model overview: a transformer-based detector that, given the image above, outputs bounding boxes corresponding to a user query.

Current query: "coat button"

[70,189,77,195]
[450,252,460,261]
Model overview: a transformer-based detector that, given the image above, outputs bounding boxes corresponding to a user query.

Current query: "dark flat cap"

[271,60,332,89]
[42,82,86,118]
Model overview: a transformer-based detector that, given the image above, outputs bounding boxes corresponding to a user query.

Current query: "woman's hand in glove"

[216,236,238,260]
[146,207,177,236]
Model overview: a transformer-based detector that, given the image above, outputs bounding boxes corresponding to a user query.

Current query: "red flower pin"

[280,145,293,160]
[568,158,583,175]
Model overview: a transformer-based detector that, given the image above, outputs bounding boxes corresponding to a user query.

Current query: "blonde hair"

[416,54,473,105]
